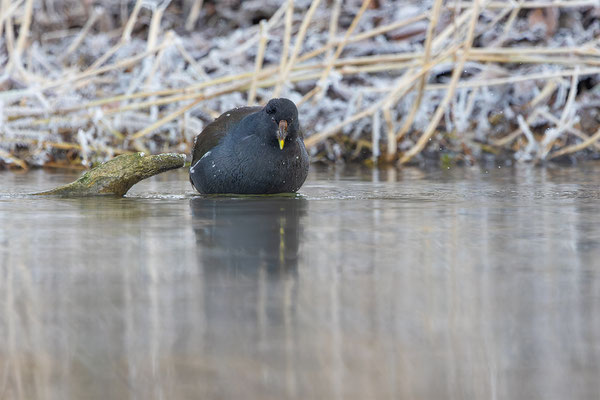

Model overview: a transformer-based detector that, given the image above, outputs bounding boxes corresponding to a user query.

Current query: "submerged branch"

[34,152,186,197]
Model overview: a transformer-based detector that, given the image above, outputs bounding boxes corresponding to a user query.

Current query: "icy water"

[1,164,600,400]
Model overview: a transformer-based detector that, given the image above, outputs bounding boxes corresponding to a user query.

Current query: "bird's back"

[191,106,261,167]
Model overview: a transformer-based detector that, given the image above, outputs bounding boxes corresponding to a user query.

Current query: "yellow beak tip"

[279,139,285,150]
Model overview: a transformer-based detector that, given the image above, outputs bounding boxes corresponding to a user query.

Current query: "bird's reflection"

[190,196,308,273]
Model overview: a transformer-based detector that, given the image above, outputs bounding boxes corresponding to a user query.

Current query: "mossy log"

[34,152,186,197]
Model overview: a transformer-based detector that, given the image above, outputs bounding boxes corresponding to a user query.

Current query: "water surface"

[1,164,600,399]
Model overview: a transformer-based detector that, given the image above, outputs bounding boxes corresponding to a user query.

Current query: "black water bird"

[189,98,309,194]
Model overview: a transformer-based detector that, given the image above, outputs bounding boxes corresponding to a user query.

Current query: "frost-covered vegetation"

[0,0,599,169]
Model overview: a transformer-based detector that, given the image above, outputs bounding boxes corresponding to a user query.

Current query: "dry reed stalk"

[383,108,395,157]
[41,161,88,169]
[144,31,175,89]
[1,137,130,155]
[226,2,288,58]
[516,114,537,153]
[274,0,294,97]
[98,119,125,141]
[474,47,596,55]
[57,69,262,113]
[304,43,462,148]
[85,42,124,72]
[8,0,33,77]
[295,13,428,65]
[540,71,579,159]
[61,7,102,61]
[79,50,429,111]
[119,69,332,139]
[428,67,600,90]
[272,0,322,98]
[391,0,443,158]
[479,0,515,37]
[185,0,204,31]
[128,78,260,140]
[381,7,473,118]
[58,40,171,89]
[2,39,172,100]
[77,0,144,75]
[130,97,201,138]
[2,0,15,59]
[102,72,281,116]
[147,4,166,52]
[455,0,596,9]
[47,3,302,111]
[491,110,540,147]
[538,109,600,151]
[122,0,144,42]
[6,52,431,115]
[0,148,28,169]
[465,54,600,66]
[399,0,480,165]
[328,0,342,55]
[310,0,371,103]
[174,39,208,80]
[5,11,428,115]
[298,46,598,71]
[372,110,380,161]
[7,55,600,146]
[491,0,524,46]
[0,0,24,33]
[248,20,268,105]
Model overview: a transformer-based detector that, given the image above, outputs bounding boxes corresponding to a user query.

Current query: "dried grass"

[0,0,600,169]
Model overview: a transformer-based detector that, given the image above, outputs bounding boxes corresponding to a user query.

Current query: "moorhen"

[189,98,309,194]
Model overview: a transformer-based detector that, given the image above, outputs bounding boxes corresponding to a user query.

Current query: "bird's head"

[263,98,300,150]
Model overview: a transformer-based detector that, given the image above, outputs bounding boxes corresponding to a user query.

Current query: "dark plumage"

[189,98,309,194]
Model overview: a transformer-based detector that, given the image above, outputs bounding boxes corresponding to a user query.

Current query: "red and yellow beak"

[277,120,288,150]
